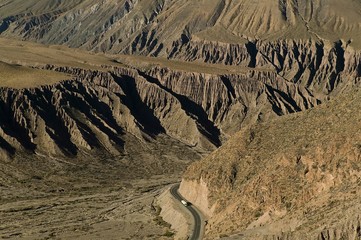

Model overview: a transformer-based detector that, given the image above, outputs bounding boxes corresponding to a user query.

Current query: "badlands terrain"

[0,0,361,239]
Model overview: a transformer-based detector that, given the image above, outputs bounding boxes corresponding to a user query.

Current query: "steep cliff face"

[0,44,359,161]
[170,39,361,94]
[180,89,361,239]
[0,65,214,158]
[147,42,361,136]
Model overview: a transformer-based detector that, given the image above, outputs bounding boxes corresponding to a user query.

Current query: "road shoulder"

[156,185,194,239]
[170,184,206,240]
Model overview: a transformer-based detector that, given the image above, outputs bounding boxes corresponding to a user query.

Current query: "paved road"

[170,183,204,240]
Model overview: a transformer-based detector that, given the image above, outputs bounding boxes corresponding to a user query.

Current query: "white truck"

[181,200,188,206]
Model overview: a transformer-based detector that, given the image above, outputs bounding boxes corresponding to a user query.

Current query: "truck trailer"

[181,200,188,206]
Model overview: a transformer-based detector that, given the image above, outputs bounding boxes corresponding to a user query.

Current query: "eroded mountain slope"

[0,37,360,165]
[1,0,361,56]
[1,1,360,108]
[180,88,361,239]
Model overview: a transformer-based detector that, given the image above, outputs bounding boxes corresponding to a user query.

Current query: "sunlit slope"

[0,61,69,88]
[181,88,361,239]
[1,0,361,54]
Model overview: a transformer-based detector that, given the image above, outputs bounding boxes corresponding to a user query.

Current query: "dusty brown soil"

[0,132,199,240]
[0,174,179,240]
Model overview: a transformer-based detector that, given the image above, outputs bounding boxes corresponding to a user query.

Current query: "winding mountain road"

[170,183,204,240]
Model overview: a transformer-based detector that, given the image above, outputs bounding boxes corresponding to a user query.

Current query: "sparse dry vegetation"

[183,89,361,239]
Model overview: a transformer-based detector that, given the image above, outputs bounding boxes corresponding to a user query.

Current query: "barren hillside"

[180,88,361,239]
[1,0,361,52]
